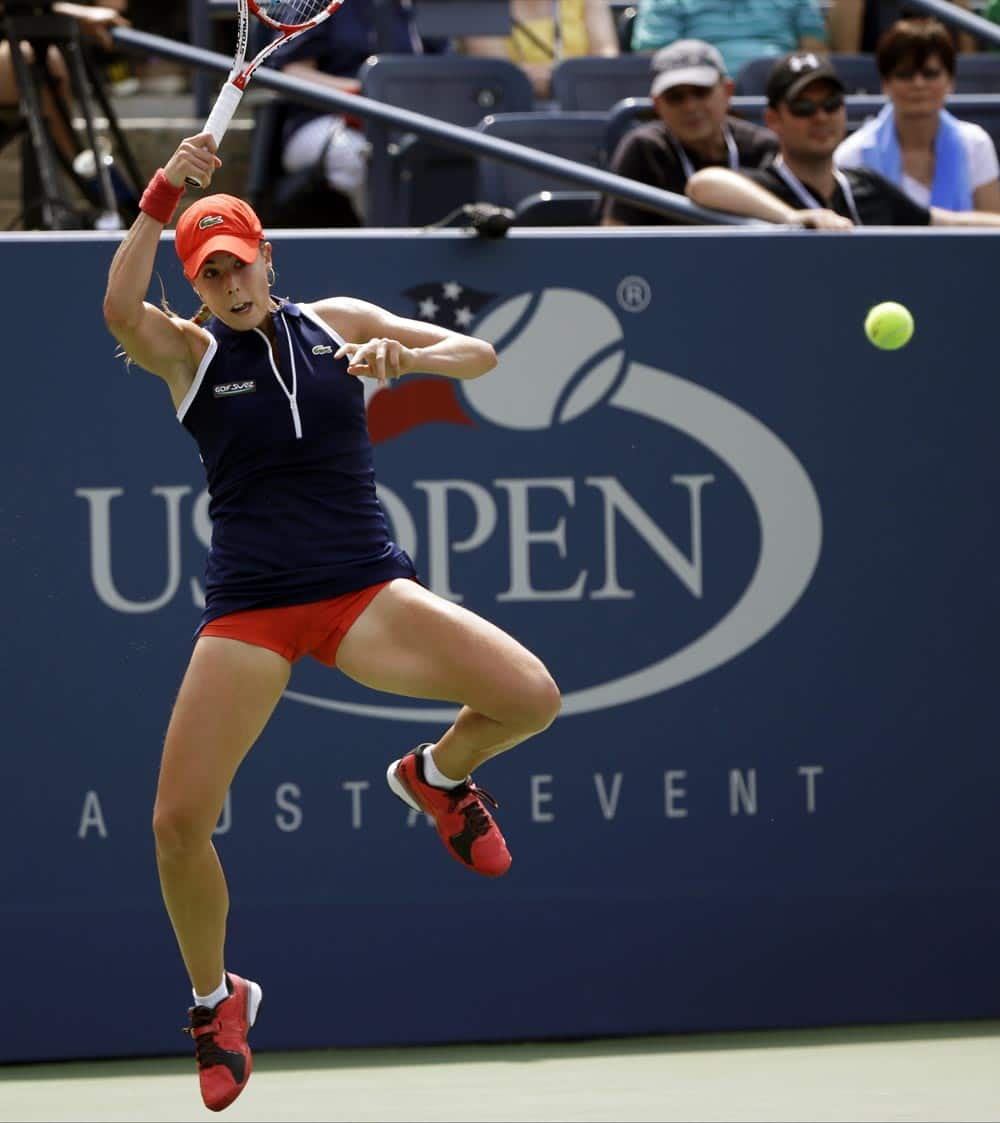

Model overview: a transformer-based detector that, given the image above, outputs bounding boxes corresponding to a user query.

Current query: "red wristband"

[139,168,184,226]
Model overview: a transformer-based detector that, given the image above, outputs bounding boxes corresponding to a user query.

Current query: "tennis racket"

[186,0,347,187]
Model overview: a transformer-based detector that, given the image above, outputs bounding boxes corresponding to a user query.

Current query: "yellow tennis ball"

[864,301,914,350]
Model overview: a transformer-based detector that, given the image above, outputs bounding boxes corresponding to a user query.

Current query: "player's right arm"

[103,136,219,402]
[103,213,204,393]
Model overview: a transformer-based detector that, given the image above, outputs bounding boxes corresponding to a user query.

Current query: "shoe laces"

[453,781,499,837]
[184,1006,227,1070]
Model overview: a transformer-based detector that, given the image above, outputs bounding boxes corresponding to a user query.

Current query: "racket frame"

[186,0,344,186]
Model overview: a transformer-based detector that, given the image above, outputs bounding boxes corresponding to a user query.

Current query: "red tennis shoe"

[184,972,262,1112]
[386,744,512,877]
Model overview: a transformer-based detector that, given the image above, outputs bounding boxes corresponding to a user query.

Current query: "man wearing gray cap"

[602,39,778,226]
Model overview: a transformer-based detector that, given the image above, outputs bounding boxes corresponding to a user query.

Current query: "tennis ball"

[864,301,914,351]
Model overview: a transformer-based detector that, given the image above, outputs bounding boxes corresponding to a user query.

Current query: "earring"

[266,264,276,287]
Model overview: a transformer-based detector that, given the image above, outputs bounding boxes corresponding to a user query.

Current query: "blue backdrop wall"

[2,226,999,1063]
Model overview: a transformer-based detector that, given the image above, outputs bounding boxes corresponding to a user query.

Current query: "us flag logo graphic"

[366,280,497,445]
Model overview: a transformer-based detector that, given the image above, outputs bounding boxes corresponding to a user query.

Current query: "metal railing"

[111,26,755,227]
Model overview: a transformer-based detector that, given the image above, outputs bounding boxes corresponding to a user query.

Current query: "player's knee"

[152,801,213,860]
[512,667,561,736]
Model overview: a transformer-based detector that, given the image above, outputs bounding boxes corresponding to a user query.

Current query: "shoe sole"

[386,758,423,814]
[245,980,263,1029]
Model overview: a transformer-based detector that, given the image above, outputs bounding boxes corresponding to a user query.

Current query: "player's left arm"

[311,296,497,383]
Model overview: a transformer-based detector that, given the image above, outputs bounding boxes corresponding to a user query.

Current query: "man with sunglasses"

[685,51,1000,229]
[601,39,778,226]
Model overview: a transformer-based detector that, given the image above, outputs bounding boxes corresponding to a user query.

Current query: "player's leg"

[153,635,290,1110]
[336,578,560,875]
[336,577,560,777]
[153,635,290,991]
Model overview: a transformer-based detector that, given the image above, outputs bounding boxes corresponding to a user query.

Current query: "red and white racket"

[186,0,347,187]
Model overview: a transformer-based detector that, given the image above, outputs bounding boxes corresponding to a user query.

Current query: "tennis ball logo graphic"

[462,289,628,429]
[864,301,914,351]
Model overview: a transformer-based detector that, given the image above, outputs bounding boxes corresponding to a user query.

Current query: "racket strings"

[258,0,329,27]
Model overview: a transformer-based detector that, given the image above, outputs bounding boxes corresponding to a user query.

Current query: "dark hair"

[876,18,955,79]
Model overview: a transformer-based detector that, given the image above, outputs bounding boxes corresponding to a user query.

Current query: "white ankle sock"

[193,973,229,1010]
[422,746,464,790]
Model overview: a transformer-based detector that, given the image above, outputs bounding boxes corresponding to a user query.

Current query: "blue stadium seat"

[358,54,535,225]
[475,111,609,209]
[955,54,1000,94]
[734,52,881,96]
[549,54,654,111]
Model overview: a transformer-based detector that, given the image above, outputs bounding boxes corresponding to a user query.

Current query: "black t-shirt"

[603,116,779,226]
[742,164,932,226]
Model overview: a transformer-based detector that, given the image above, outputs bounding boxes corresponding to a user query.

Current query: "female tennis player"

[103,133,561,1113]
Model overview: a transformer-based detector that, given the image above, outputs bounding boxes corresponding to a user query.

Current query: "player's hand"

[336,338,412,383]
[164,134,221,190]
[796,208,853,231]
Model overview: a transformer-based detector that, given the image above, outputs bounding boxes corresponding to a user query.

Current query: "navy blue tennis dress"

[177,300,416,629]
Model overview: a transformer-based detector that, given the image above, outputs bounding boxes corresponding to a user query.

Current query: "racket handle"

[185,83,245,188]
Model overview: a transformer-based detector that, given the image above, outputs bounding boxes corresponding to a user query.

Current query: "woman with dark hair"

[834,17,999,211]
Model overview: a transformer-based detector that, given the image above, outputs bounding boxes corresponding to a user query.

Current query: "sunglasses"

[890,65,947,81]
[786,94,845,118]
[661,85,714,105]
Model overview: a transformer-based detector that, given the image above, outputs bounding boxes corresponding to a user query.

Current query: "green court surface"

[3,1022,998,1122]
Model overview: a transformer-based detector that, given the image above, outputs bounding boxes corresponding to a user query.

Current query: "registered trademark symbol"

[616,275,651,313]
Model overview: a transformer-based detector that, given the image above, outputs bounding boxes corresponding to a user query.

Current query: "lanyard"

[673,125,740,183]
[772,156,862,226]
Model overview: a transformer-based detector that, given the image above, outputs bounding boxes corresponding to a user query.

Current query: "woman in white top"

[834,17,1000,212]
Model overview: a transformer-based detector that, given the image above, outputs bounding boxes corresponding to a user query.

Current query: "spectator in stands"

[106,0,187,92]
[0,2,128,169]
[631,0,828,84]
[602,39,778,225]
[685,50,1000,227]
[276,0,450,224]
[459,0,618,101]
[835,18,999,212]
[827,1,979,56]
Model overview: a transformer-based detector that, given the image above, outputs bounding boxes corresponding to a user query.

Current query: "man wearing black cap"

[601,39,778,226]
[686,50,1000,228]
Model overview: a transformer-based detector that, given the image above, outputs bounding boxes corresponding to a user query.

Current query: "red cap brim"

[183,234,260,281]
